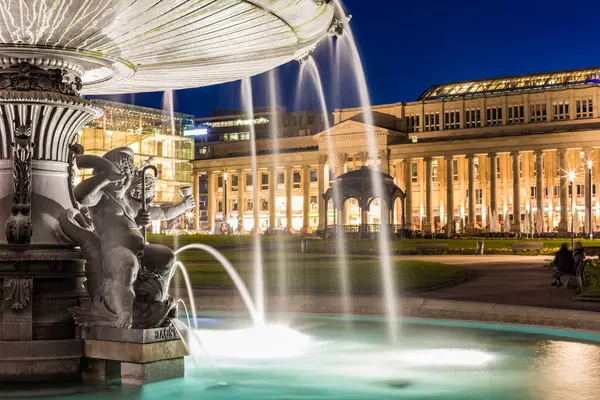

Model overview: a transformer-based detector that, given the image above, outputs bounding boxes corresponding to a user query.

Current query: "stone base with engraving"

[80,324,187,385]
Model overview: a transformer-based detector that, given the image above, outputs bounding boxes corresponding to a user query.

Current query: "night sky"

[90,0,598,118]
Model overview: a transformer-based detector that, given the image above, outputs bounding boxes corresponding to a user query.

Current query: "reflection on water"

[18,318,600,400]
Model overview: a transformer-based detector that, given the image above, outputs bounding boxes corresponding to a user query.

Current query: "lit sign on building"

[184,128,208,136]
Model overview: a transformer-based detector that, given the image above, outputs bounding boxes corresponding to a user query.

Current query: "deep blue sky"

[90,0,598,118]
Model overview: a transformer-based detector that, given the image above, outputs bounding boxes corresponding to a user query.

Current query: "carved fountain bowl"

[0,0,336,94]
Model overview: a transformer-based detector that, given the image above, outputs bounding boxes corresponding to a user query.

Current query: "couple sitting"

[550,243,585,290]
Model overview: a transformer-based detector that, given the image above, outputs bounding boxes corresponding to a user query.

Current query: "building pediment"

[314,119,397,142]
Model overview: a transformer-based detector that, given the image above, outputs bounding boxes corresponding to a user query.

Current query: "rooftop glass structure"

[418,67,600,100]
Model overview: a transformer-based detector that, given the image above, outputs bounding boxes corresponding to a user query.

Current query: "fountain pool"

[13,315,600,400]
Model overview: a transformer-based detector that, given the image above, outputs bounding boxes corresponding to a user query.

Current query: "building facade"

[191,67,600,236]
[77,100,196,231]
[192,107,331,159]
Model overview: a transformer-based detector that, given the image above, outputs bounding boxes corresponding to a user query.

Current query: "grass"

[149,234,600,256]
[172,258,468,294]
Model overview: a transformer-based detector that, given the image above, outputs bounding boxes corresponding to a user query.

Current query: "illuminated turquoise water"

[8,315,600,400]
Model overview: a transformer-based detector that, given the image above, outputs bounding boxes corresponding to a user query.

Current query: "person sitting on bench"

[551,243,574,288]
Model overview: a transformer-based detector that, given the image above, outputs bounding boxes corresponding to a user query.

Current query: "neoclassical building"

[191,67,600,236]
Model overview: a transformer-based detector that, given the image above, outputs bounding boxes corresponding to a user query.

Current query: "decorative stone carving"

[296,47,316,64]
[13,261,27,273]
[318,154,329,165]
[337,152,348,168]
[0,62,82,96]
[68,142,85,209]
[4,278,31,310]
[358,152,369,163]
[59,147,196,330]
[6,121,34,245]
[379,149,390,161]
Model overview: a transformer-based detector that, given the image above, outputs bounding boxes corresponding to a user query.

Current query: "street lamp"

[223,172,228,230]
[588,160,593,240]
[569,170,575,250]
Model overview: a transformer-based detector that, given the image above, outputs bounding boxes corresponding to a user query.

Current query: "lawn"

[172,257,468,294]
[148,234,600,256]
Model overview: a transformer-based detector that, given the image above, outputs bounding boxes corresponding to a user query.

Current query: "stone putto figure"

[59,147,195,329]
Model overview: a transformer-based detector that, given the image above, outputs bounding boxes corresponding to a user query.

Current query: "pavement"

[395,254,600,312]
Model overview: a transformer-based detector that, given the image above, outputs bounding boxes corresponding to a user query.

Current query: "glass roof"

[418,68,600,100]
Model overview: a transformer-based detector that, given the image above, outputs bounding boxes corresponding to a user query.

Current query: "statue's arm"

[74,174,110,206]
[147,197,195,221]
[73,154,124,206]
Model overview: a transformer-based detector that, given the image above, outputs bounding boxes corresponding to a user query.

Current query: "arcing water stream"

[304,56,352,324]
[334,0,398,344]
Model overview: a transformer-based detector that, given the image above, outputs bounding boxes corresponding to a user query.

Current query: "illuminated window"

[486,107,502,126]
[405,115,420,132]
[507,105,525,124]
[496,156,500,179]
[424,112,440,131]
[277,172,285,185]
[475,189,483,205]
[444,110,460,129]
[293,172,301,188]
[552,101,569,121]
[452,159,458,181]
[261,173,269,190]
[576,99,593,119]
[246,174,253,186]
[432,160,438,182]
[474,157,480,181]
[464,109,481,128]
[217,176,223,188]
[530,103,547,122]
[261,199,269,212]
[310,169,318,183]
[231,174,239,190]
[411,162,418,183]
[530,186,536,198]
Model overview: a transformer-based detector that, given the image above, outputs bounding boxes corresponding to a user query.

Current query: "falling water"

[241,78,266,325]
[175,244,262,326]
[267,69,289,316]
[334,0,398,345]
[163,89,176,135]
[305,57,352,324]
[294,62,308,111]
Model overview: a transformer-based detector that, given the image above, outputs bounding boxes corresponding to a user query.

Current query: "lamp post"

[569,171,575,250]
[223,172,228,231]
[588,160,593,240]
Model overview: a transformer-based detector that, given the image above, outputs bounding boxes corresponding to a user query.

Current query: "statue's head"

[102,147,135,197]
[129,170,156,204]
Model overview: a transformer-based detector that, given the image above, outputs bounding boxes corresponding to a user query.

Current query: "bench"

[511,241,543,255]
[415,242,448,255]
[583,246,600,257]
[564,260,588,291]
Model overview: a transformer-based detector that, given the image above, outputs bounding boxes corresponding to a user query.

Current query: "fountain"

[0,0,338,384]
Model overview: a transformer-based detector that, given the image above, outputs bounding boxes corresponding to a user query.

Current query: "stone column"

[207,171,216,233]
[445,155,454,235]
[318,155,328,229]
[395,160,403,225]
[489,153,497,226]
[404,159,413,229]
[424,157,433,233]
[268,167,276,231]
[253,171,260,233]
[585,149,592,235]
[511,151,521,232]
[192,172,199,230]
[237,169,245,231]
[535,150,544,231]
[558,149,569,235]
[338,152,348,224]
[285,166,293,232]
[466,154,475,232]
[302,165,311,234]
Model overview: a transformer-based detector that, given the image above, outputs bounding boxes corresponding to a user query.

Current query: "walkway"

[395,255,600,312]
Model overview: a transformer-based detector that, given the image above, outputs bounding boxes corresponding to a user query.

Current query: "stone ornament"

[59,147,196,329]
[4,278,31,310]
[0,62,83,96]
[6,120,34,245]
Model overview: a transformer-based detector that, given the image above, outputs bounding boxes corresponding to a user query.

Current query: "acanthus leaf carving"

[4,278,32,310]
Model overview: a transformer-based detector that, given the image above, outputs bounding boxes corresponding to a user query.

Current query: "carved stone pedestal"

[81,325,187,386]
[0,245,86,382]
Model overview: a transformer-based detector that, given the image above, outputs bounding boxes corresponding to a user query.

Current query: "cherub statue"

[59,147,195,329]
